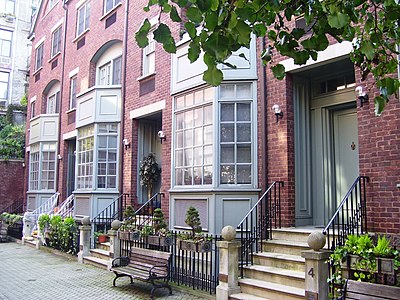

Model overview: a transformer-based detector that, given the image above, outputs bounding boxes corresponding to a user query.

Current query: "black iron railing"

[132,192,163,229]
[92,193,130,233]
[1,199,24,214]
[237,181,284,277]
[322,176,369,250]
[118,230,221,294]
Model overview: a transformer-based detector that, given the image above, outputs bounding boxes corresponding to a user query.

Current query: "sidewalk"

[0,241,213,300]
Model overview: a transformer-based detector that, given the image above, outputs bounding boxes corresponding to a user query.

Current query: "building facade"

[25,0,399,237]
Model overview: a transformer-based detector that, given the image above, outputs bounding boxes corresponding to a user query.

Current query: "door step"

[238,278,304,300]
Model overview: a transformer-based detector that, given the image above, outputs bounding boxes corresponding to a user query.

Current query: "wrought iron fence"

[6,221,23,240]
[118,230,221,294]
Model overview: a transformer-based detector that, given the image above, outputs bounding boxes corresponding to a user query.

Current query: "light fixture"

[355,85,369,107]
[272,104,283,123]
[123,139,130,150]
[158,130,166,144]
[57,154,62,160]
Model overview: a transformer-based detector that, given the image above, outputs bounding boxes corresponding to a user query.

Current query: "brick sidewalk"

[0,241,213,300]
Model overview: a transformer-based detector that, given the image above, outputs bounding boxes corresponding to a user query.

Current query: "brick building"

[25,0,399,237]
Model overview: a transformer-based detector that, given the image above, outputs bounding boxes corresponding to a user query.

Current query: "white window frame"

[76,2,90,37]
[47,91,60,114]
[0,71,9,100]
[142,30,155,76]
[97,124,118,189]
[98,56,122,86]
[35,43,44,71]
[104,0,121,14]
[29,144,40,191]
[77,125,94,190]
[0,0,15,14]
[29,143,57,191]
[51,26,62,58]
[69,76,77,109]
[0,29,12,58]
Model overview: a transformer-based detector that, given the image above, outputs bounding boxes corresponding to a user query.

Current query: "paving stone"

[0,241,214,300]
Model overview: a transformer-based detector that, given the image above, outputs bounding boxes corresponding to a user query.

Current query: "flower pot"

[178,239,212,252]
[98,234,108,243]
[117,231,131,240]
[376,257,395,275]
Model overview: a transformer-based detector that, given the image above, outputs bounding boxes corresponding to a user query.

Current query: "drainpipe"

[119,0,130,202]
[56,0,69,200]
[261,36,268,190]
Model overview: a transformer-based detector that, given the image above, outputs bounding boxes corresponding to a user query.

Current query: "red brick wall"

[0,160,25,212]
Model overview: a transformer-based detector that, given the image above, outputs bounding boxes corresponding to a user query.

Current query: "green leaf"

[170,6,181,22]
[205,11,218,31]
[328,12,350,29]
[188,41,201,62]
[203,65,223,86]
[272,64,285,80]
[153,23,173,44]
[360,41,375,60]
[374,95,387,116]
[186,6,203,23]
[135,19,151,48]
[184,22,197,39]
[197,0,212,12]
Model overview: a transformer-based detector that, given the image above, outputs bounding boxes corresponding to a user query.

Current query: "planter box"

[376,257,395,275]
[146,235,172,246]
[178,239,212,252]
[117,230,140,241]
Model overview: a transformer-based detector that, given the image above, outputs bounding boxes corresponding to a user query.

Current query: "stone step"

[90,248,110,260]
[271,227,318,243]
[239,278,304,300]
[262,239,310,256]
[83,255,109,270]
[253,252,305,272]
[230,292,272,300]
[95,241,110,251]
[243,265,305,289]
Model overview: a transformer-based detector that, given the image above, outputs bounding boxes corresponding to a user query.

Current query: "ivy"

[137,0,400,115]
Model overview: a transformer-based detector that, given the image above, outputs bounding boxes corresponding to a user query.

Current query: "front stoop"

[83,243,111,270]
[232,227,319,300]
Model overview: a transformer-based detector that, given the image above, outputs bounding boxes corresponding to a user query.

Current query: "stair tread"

[84,256,108,265]
[254,252,305,263]
[230,292,272,300]
[245,265,305,279]
[272,227,321,234]
[239,278,305,296]
[90,248,110,256]
[265,239,309,247]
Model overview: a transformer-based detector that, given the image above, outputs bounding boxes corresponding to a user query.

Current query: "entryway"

[294,59,359,226]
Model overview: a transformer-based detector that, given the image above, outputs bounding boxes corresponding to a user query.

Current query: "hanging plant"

[139,153,161,199]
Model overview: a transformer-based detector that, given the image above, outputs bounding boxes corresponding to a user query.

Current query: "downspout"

[56,0,69,198]
[261,36,268,190]
[119,0,130,202]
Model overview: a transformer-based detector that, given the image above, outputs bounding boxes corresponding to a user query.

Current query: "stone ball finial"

[81,216,90,226]
[221,225,236,241]
[111,220,122,230]
[307,231,326,251]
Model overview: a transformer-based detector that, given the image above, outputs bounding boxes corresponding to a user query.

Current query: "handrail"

[31,192,59,216]
[132,192,163,229]
[54,194,75,218]
[237,181,284,277]
[322,176,369,250]
[1,199,24,214]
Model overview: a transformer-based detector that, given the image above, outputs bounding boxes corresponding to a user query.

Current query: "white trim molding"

[130,100,166,119]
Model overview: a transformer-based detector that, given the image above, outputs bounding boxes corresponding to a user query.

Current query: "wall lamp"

[123,139,130,150]
[272,104,283,123]
[355,85,369,107]
[158,130,166,144]
[57,154,62,160]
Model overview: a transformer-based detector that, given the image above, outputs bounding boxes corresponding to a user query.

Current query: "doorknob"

[351,141,356,150]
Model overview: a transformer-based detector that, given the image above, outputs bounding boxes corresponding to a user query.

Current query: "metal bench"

[111,247,172,299]
[340,279,400,300]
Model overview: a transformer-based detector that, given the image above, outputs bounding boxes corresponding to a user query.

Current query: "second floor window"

[69,76,77,109]
[35,43,44,71]
[98,56,121,85]
[104,0,121,14]
[47,91,60,114]
[0,71,9,100]
[142,31,155,76]
[51,26,62,57]
[77,2,90,37]
[0,0,15,14]
[30,100,36,119]
[0,29,12,57]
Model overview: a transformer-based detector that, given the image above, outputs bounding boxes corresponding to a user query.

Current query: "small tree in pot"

[139,153,161,199]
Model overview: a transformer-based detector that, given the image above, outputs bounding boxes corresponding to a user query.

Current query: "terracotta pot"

[98,234,108,243]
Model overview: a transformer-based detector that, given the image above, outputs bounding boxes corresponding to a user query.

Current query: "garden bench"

[339,279,400,300]
[111,247,172,299]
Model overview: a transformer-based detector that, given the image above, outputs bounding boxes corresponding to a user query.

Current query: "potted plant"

[177,206,211,252]
[118,205,140,240]
[145,208,172,246]
[374,235,398,275]
[139,153,161,199]
[38,214,51,241]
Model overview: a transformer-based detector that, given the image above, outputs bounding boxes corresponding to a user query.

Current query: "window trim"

[97,55,122,86]
[76,2,90,38]
[28,143,57,192]
[35,42,44,71]
[101,0,121,19]
[0,29,12,58]
[69,76,77,110]
[0,71,10,101]
[51,26,62,58]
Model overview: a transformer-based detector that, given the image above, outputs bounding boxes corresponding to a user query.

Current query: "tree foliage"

[136,0,400,115]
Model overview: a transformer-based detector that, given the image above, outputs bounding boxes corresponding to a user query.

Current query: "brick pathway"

[0,241,213,300]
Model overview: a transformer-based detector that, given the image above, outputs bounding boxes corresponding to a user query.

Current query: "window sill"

[73,28,90,43]
[137,72,156,82]
[31,67,43,76]
[48,52,61,63]
[99,2,122,21]
[66,108,76,114]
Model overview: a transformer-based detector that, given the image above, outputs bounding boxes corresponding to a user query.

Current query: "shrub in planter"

[118,205,140,240]
[144,209,172,246]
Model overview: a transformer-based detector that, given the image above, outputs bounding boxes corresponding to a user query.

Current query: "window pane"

[184,168,192,185]
[183,148,193,166]
[221,145,234,163]
[203,145,212,164]
[175,150,183,167]
[203,166,212,184]
[194,128,202,146]
[220,165,235,184]
[183,129,193,147]
[221,103,234,121]
[175,168,183,185]
[176,131,183,148]
[237,145,251,163]
[204,125,212,144]
[237,165,251,184]
[175,96,184,110]
[237,124,251,142]
[193,167,202,184]
[221,124,234,142]
[220,84,234,99]
[98,136,107,148]
[193,108,203,126]
[185,93,193,107]
[203,105,212,124]
[193,147,203,165]
[236,83,251,98]
[112,56,122,84]
[237,103,251,121]
[108,136,118,148]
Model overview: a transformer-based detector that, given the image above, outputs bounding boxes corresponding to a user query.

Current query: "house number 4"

[308,268,314,277]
